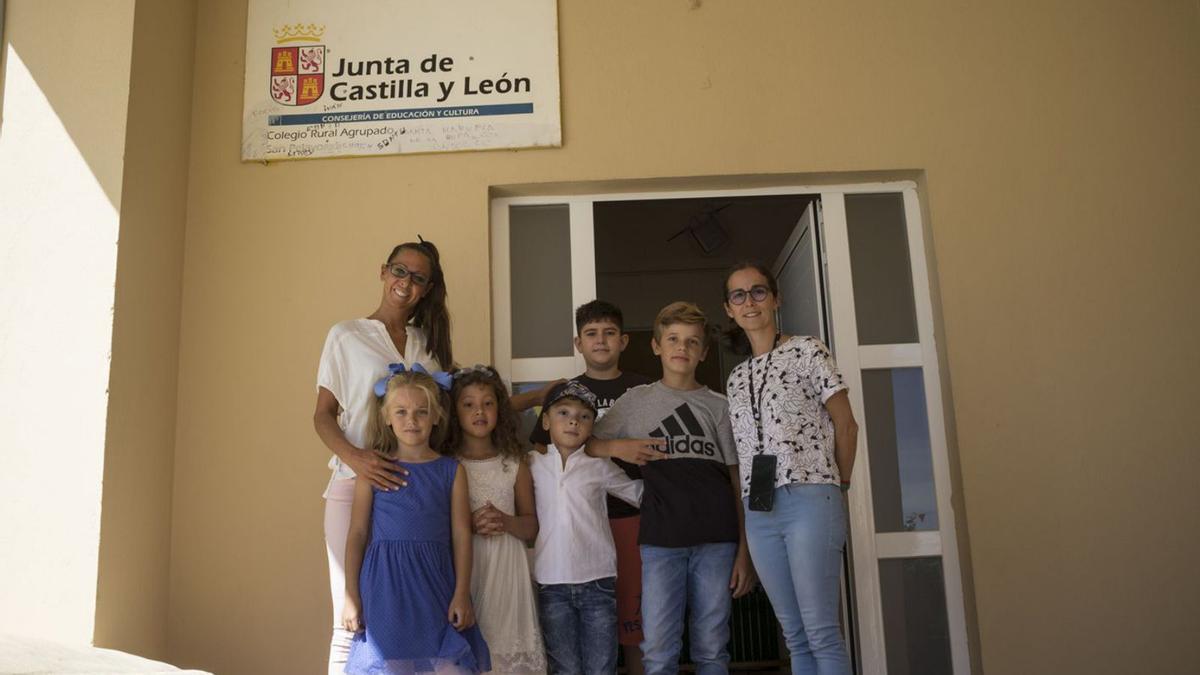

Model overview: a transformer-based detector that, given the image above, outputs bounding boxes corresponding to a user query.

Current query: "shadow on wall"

[0,1,6,122]
[0,0,137,647]
[1,0,131,208]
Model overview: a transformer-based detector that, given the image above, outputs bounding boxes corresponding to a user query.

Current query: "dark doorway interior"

[594,194,816,393]
[594,193,818,672]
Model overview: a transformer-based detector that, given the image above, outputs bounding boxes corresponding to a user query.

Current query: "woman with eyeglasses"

[721,262,858,675]
[313,240,454,674]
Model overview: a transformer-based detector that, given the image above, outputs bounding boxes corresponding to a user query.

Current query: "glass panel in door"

[509,204,574,358]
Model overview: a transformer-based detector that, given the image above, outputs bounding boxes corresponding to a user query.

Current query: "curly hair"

[365,369,449,457]
[442,365,524,461]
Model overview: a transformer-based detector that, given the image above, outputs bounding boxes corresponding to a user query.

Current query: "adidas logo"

[649,403,718,457]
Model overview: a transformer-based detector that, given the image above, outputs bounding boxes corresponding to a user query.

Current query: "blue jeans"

[537,578,617,675]
[745,483,849,675]
[639,542,737,675]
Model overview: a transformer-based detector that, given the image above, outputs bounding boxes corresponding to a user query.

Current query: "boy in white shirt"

[529,381,643,675]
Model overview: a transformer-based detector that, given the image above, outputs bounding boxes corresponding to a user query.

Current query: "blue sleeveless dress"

[346,455,492,674]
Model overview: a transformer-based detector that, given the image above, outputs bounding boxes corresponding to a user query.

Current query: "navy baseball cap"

[542,380,598,414]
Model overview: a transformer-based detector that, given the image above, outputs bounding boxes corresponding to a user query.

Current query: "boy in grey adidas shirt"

[595,381,738,546]
[590,302,754,675]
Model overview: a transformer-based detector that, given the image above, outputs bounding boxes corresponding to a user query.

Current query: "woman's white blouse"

[316,319,440,493]
[726,336,847,496]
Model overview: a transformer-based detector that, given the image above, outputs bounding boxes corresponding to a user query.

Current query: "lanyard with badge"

[747,334,781,511]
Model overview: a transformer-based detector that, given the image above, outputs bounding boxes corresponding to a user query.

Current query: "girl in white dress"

[445,365,547,675]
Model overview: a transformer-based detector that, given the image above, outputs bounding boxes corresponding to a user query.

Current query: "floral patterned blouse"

[726,336,847,496]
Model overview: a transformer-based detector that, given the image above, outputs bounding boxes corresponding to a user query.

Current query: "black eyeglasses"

[385,263,431,287]
[726,285,771,305]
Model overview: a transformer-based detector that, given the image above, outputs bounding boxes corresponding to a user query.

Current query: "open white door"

[771,200,862,671]
[771,201,826,342]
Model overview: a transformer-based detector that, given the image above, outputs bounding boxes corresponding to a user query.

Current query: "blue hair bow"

[373,362,453,396]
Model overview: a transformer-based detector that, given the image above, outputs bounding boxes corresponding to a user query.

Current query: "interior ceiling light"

[668,203,731,254]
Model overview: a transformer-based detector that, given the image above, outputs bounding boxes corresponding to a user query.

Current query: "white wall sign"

[242,0,561,161]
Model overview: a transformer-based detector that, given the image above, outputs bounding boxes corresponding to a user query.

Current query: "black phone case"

[748,454,777,512]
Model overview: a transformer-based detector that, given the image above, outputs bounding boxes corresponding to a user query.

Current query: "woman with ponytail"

[313,238,455,674]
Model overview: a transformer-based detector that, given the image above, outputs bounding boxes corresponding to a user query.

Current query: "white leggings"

[324,478,356,675]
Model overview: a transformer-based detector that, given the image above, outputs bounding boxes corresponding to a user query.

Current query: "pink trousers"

[324,478,355,675]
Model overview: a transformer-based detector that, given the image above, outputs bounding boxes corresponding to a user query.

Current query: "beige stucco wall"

[21,0,1185,673]
[94,0,197,660]
[0,0,136,645]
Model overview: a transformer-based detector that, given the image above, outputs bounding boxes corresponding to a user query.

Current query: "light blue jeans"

[639,542,737,675]
[745,483,850,675]
[537,578,618,675]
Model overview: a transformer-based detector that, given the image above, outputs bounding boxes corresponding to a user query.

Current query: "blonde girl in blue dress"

[342,366,490,674]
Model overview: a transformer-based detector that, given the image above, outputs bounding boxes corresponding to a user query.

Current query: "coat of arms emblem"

[271,45,325,106]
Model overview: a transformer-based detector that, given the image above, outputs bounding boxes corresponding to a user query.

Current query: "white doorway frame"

[822,188,971,675]
[490,180,971,675]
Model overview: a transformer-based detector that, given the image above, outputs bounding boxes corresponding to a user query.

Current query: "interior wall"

[594,195,808,387]
[165,1,1199,674]
[0,0,136,645]
[94,0,197,659]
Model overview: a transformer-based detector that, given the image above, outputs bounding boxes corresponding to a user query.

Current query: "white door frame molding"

[490,180,971,675]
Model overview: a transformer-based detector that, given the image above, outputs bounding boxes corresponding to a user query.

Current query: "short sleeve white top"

[316,319,440,492]
[726,336,848,496]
